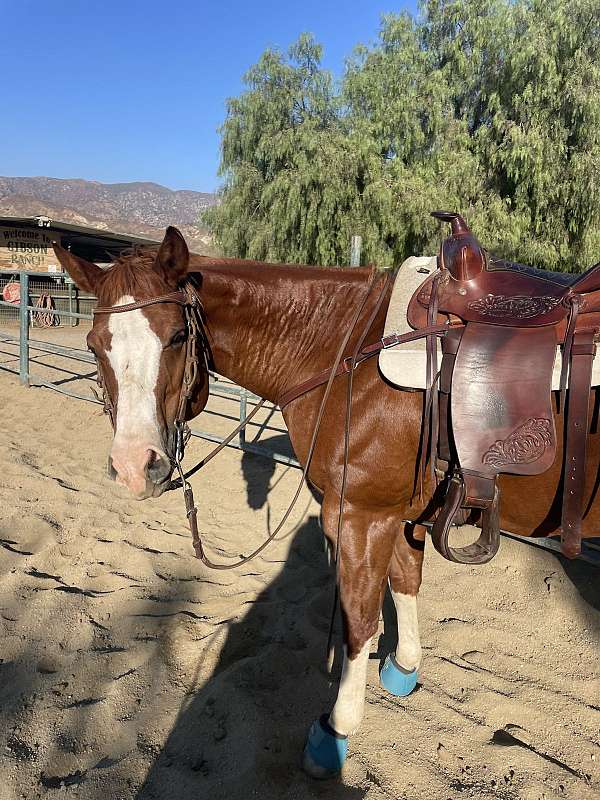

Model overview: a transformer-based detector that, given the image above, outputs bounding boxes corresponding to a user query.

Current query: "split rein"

[92,278,458,571]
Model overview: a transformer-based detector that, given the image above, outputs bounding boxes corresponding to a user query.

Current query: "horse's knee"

[344,613,380,659]
[389,524,425,597]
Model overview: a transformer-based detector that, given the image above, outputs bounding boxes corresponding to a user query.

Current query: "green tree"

[205,0,600,271]
[204,35,368,264]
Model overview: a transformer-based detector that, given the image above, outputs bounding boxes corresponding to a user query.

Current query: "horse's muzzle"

[107,447,173,499]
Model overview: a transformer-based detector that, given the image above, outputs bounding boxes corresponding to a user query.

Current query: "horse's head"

[53,228,209,499]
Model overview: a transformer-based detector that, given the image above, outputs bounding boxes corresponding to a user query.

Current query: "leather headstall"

[91,284,208,459]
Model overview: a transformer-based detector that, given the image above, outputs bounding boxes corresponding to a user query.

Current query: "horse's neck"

[191,260,375,403]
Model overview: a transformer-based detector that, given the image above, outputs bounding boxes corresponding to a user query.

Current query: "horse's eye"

[169,330,187,348]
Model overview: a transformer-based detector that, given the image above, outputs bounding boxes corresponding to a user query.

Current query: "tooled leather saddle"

[409,211,600,564]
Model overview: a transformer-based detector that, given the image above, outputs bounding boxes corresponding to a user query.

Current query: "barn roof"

[0,216,158,263]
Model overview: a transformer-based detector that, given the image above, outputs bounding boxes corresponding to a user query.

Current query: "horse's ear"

[155,226,189,285]
[52,243,103,294]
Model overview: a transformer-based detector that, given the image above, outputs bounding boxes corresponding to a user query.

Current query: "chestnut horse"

[53,228,600,778]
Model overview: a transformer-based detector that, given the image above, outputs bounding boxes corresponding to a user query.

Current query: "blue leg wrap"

[379,653,418,697]
[302,715,348,777]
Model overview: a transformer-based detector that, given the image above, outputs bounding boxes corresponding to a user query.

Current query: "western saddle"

[409,211,600,564]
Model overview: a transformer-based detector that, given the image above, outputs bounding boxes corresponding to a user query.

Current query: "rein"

[179,269,388,569]
[278,321,455,408]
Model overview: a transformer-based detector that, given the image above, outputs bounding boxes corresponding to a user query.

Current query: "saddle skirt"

[379,257,600,390]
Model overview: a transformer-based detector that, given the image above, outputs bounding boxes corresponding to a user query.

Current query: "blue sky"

[1,1,417,192]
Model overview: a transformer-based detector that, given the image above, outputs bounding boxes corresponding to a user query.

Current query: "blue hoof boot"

[380,653,418,696]
[302,715,348,778]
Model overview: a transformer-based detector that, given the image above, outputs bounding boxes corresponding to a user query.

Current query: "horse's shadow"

[136,446,366,799]
[240,433,298,509]
[241,441,279,510]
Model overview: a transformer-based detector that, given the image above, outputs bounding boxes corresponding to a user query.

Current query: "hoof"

[302,715,348,778]
[380,653,418,697]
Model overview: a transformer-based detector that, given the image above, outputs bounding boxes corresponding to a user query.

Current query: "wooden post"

[350,235,362,267]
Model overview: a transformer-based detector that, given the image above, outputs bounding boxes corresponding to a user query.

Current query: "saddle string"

[417,367,441,503]
[427,271,441,484]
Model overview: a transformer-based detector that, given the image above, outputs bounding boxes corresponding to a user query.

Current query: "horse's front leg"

[380,522,425,696]
[303,503,397,778]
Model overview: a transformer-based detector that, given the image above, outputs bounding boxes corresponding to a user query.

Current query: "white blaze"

[107,295,164,492]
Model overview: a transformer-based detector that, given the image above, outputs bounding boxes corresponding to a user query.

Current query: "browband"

[93,291,188,315]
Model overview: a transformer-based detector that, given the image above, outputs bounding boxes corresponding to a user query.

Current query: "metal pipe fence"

[0,269,96,326]
[0,269,300,468]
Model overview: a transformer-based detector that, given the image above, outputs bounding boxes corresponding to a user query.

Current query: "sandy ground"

[0,328,599,800]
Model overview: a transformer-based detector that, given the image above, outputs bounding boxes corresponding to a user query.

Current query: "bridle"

[91,282,271,568]
[92,282,208,464]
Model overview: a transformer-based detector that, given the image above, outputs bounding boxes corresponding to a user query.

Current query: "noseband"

[92,283,207,462]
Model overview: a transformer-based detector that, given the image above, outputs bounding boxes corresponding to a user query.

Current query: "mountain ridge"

[0,175,218,254]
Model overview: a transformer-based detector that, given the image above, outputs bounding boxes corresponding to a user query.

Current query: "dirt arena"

[0,328,599,800]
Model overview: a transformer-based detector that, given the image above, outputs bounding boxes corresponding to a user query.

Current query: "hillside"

[0,176,219,255]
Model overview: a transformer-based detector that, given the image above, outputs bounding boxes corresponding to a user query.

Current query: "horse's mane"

[98,244,377,305]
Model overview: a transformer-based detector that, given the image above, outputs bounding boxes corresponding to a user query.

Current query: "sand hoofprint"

[0,372,599,800]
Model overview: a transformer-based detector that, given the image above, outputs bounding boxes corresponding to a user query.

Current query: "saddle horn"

[431,210,486,281]
[431,211,470,235]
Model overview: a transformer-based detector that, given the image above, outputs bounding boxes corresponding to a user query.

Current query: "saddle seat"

[489,257,600,300]
[409,211,600,565]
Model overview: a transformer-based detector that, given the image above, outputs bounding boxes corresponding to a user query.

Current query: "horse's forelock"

[97,247,170,306]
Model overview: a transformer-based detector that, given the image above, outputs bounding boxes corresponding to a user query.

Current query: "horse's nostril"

[107,456,117,481]
[145,449,170,483]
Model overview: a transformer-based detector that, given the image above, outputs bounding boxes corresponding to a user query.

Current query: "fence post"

[66,278,76,327]
[238,387,247,448]
[19,272,29,386]
[350,235,362,267]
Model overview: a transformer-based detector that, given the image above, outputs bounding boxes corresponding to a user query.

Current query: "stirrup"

[431,475,500,565]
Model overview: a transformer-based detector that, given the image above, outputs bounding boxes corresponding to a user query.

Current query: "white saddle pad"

[378,256,600,390]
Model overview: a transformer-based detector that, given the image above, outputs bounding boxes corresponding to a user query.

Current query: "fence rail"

[0,269,299,468]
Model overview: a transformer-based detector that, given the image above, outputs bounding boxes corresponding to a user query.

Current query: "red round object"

[2,282,20,304]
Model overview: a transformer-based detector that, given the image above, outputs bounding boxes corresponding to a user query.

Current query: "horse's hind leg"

[381,523,425,696]
[303,504,397,778]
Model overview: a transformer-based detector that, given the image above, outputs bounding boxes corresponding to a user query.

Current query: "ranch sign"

[0,225,61,272]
